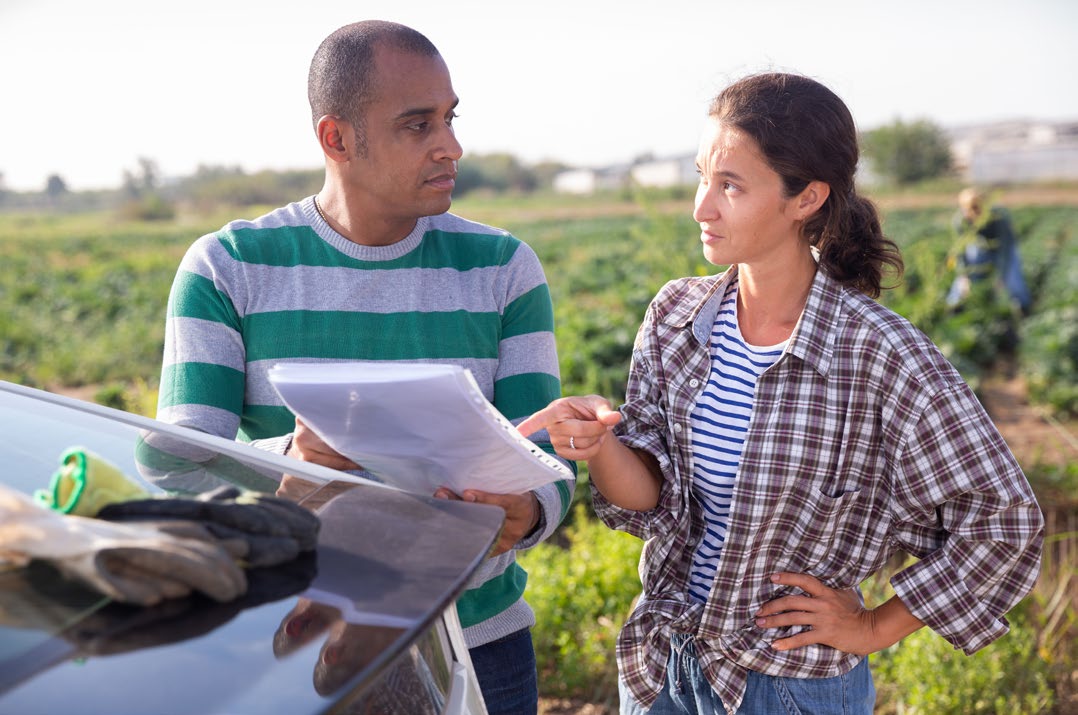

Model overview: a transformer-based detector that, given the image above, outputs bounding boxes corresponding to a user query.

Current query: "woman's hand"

[518,396,661,511]
[754,573,923,655]
[516,395,622,460]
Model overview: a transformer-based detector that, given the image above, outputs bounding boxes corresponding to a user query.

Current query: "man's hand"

[754,573,923,655]
[275,474,321,504]
[286,418,361,471]
[433,487,540,556]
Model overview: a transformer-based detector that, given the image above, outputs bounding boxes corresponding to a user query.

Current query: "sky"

[1,0,1076,192]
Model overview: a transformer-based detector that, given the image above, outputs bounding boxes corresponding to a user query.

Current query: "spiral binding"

[455,369,570,476]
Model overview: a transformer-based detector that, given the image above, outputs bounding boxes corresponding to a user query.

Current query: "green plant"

[520,504,643,704]
[93,378,158,417]
[119,193,176,222]
[2,191,1074,711]
[867,546,1069,715]
[1030,529,1078,703]
[871,610,1054,714]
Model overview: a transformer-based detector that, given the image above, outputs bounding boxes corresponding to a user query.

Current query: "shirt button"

[674,424,683,432]
[689,379,699,388]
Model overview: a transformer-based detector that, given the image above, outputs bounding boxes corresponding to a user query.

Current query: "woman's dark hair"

[709,72,903,297]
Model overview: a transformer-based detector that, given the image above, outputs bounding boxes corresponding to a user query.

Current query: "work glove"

[1,551,316,660]
[98,485,321,568]
[0,485,247,606]
[34,447,149,517]
[71,553,318,656]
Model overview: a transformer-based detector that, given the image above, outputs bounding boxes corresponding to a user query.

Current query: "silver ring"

[569,436,576,450]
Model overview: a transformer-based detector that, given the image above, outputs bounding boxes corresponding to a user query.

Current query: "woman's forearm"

[588,437,663,511]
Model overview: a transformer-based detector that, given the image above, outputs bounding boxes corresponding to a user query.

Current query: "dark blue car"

[0,381,500,714]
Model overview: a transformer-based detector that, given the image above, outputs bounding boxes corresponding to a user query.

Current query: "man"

[155,20,574,714]
[946,187,1032,316]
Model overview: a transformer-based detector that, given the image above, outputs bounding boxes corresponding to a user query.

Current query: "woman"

[517,73,1043,715]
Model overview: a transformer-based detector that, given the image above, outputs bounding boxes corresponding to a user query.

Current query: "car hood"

[0,381,503,714]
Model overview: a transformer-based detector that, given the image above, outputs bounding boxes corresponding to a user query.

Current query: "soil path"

[978,366,1078,472]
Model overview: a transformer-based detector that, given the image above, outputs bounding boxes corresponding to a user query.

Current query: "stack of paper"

[268,362,571,496]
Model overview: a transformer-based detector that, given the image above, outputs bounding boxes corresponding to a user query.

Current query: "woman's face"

[692,118,806,268]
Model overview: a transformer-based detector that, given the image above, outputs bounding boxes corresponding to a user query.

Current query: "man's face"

[343,45,462,233]
[962,200,983,222]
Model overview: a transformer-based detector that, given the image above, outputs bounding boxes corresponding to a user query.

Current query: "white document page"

[268,362,571,496]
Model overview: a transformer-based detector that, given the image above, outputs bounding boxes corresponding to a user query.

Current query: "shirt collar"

[785,268,842,376]
[661,266,736,337]
[662,264,845,377]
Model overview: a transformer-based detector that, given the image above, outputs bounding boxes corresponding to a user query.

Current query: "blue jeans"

[470,627,538,715]
[619,634,875,714]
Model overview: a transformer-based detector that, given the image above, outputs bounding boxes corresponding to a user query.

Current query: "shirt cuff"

[890,548,1010,654]
[248,433,293,456]
[515,482,561,550]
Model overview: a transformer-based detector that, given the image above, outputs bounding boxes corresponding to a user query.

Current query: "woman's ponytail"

[815,192,903,298]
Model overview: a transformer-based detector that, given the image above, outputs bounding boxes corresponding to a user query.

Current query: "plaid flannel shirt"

[592,265,1044,713]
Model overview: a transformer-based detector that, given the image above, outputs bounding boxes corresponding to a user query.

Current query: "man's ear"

[795,180,831,220]
[316,115,350,163]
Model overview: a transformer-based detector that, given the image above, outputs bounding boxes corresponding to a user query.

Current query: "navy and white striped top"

[688,279,786,603]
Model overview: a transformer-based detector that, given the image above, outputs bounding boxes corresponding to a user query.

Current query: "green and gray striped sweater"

[157,196,575,648]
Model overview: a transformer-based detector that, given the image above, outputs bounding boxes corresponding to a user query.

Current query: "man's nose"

[436,125,463,162]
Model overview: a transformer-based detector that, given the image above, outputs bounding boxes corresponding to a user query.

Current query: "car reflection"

[0,381,500,714]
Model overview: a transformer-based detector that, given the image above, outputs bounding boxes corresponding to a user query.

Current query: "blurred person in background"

[946,186,1033,316]
[520,72,1043,715]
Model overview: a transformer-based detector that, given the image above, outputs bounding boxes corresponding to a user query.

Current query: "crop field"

[1,188,1075,713]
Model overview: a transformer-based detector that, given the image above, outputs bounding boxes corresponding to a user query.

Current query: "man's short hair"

[958,187,985,217]
[307,21,440,152]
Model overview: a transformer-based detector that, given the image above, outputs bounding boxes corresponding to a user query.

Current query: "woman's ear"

[316,115,350,163]
[795,181,831,220]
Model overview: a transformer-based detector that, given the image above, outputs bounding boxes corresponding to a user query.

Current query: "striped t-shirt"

[154,196,575,649]
[688,279,785,603]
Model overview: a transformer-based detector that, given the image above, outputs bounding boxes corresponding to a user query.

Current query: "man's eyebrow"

[394,98,460,122]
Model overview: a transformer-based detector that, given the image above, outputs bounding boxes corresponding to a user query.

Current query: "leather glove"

[97,485,321,568]
[1,552,316,659]
[0,485,247,606]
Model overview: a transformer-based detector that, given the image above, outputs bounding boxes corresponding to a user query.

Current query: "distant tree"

[119,156,175,220]
[454,161,487,195]
[862,119,953,185]
[531,160,572,190]
[122,156,161,198]
[137,156,159,190]
[174,165,321,209]
[456,153,538,195]
[45,173,68,199]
